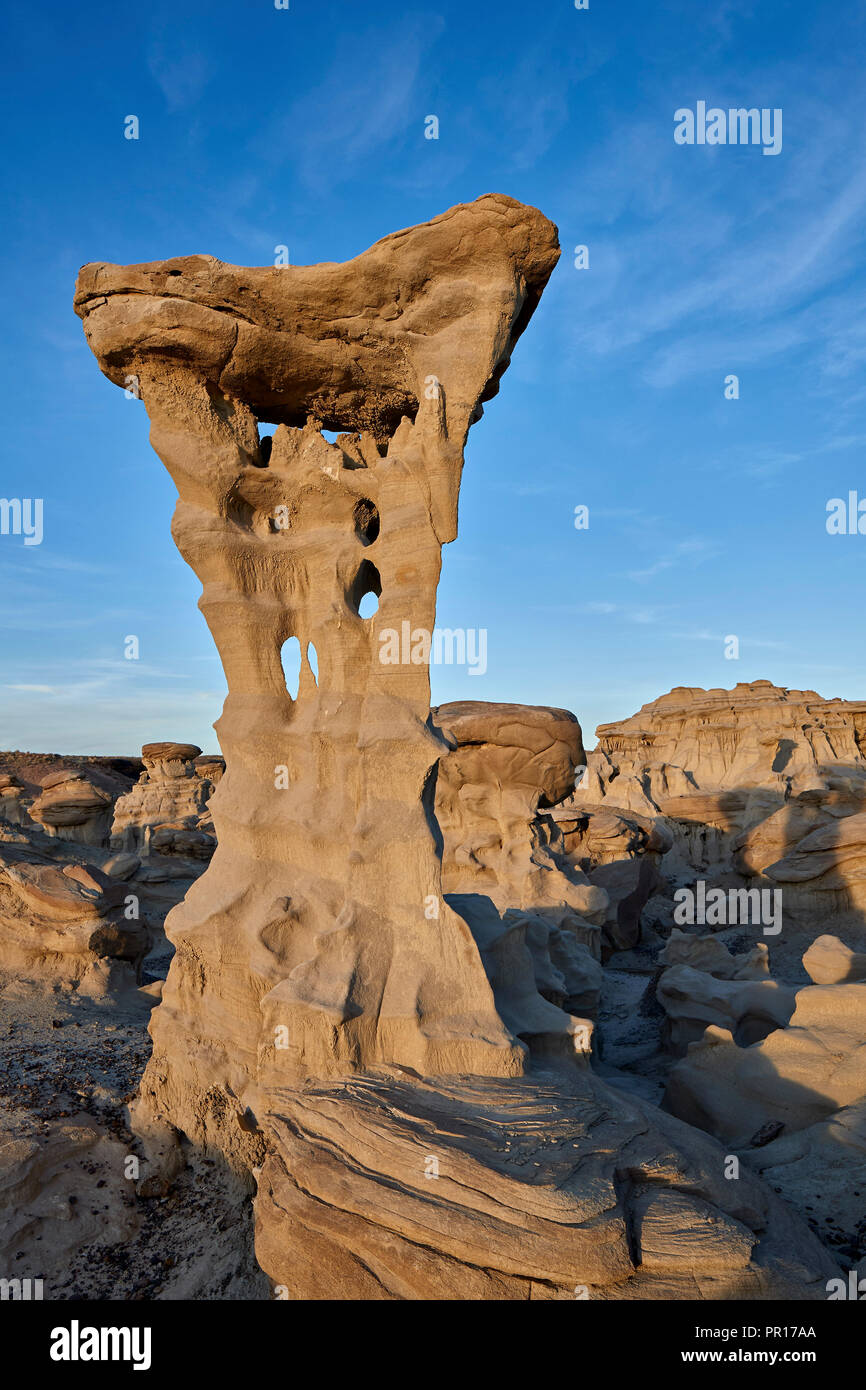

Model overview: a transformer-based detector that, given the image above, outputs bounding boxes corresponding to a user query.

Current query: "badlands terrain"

[2,681,865,1298]
[3,196,863,1301]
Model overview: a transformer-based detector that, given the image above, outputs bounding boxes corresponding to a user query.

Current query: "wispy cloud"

[148,41,214,112]
[628,538,719,583]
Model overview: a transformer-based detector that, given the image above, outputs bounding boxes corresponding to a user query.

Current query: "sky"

[1,0,865,754]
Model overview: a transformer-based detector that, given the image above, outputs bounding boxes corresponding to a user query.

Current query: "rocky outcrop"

[576,682,866,954]
[0,774,28,827]
[111,743,218,859]
[802,933,866,985]
[663,937,866,1260]
[553,805,673,953]
[29,770,114,847]
[253,1066,837,1300]
[652,929,793,1053]
[433,702,607,1047]
[0,840,147,990]
[593,681,866,795]
[76,198,837,1299]
[665,947,866,1143]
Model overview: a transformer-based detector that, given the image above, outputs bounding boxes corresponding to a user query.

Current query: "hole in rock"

[205,380,236,421]
[281,636,301,699]
[353,498,380,546]
[320,428,340,443]
[307,642,319,686]
[255,421,279,468]
[348,559,382,619]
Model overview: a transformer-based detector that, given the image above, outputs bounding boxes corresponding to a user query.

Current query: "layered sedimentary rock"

[553,803,673,953]
[0,774,28,827]
[665,941,866,1143]
[432,701,606,1047]
[76,198,837,1298]
[111,743,218,859]
[664,937,866,1256]
[594,681,866,794]
[577,681,866,949]
[0,839,147,990]
[29,769,114,847]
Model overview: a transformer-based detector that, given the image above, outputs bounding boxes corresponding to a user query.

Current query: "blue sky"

[1,0,865,754]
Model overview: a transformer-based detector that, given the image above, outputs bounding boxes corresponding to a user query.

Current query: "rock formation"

[75,198,839,1298]
[111,742,219,860]
[663,936,866,1260]
[0,839,147,990]
[575,680,866,957]
[432,701,606,1046]
[593,681,866,796]
[0,774,28,827]
[29,769,115,847]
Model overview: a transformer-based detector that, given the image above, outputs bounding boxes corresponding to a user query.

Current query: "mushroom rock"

[110,741,217,859]
[0,774,28,828]
[75,197,837,1298]
[432,700,608,932]
[432,700,607,1057]
[28,769,114,847]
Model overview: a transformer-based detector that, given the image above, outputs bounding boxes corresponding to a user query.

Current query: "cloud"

[627,538,718,583]
[249,18,443,193]
[148,42,214,112]
[553,63,866,400]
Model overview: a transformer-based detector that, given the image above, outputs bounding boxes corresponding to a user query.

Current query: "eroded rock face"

[432,701,607,1059]
[594,681,866,794]
[576,681,866,951]
[663,938,866,1256]
[111,743,218,860]
[253,1066,836,1300]
[0,841,147,989]
[665,962,866,1145]
[29,770,114,847]
[0,774,28,827]
[76,199,836,1298]
[77,194,562,1108]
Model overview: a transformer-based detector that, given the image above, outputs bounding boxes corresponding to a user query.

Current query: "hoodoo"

[75,199,837,1299]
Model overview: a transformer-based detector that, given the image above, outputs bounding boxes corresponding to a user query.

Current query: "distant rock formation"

[29,769,114,847]
[0,774,27,827]
[576,681,866,949]
[111,743,220,860]
[594,680,866,795]
[75,200,837,1299]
